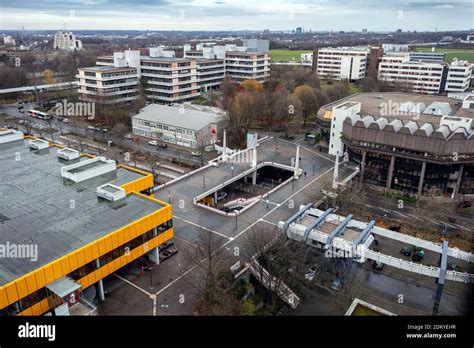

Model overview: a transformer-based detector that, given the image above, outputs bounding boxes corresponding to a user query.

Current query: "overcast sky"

[0,0,472,31]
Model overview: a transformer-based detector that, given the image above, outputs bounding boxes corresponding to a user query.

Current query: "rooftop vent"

[0,129,24,144]
[60,156,116,183]
[57,148,80,161]
[28,139,49,150]
[96,183,126,202]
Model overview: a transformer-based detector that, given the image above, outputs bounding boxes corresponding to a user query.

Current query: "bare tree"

[182,231,239,315]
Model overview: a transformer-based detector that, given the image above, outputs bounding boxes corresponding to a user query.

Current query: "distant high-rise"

[53,30,82,51]
[3,35,16,46]
[296,27,302,35]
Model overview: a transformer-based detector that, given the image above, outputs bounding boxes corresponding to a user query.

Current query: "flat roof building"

[76,66,139,104]
[132,103,227,148]
[0,134,173,316]
[316,92,474,197]
[378,55,448,94]
[53,31,82,51]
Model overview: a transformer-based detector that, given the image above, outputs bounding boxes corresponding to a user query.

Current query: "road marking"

[173,235,198,247]
[223,165,336,247]
[113,273,152,297]
[277,138,335,163]
[173,215,231,240]
[150,165,336,298]
[260,219,278,226]
[154,262,200,296]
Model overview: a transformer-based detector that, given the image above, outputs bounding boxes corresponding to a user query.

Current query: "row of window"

[0,220,172,316]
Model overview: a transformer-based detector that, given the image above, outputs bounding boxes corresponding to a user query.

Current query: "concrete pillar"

[359,150,367,184]
[214,191,218,203]
[294,145,300,179]
[148,228,160,265]
[332,150,339,190]
[453,164,464,198]
[386,155,395,189]
[251,146,257,168]
[222,129,227,163]
[96,259,105,301]
[417,161,427,196]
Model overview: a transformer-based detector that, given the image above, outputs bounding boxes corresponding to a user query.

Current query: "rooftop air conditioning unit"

[96,183,126,202]
[57,148,80,161]
[28,139,49,150]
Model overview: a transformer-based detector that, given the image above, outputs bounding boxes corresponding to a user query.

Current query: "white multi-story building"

[132,104,225,148]
[76,66,139,104]
[141,57,200,103]
[315,47,369,80]
[301,52,313,65]
[328,101,361,157]
[196,59,226,92]
[184,41,271,83]
[53,31,82,51]
[378,55,447,94]
[3,35,16,46]
[445,60,473,92]
[92,41,270,104]
[225,51,270,83]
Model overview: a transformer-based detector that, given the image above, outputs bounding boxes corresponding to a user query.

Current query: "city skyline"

[0,0,472,31]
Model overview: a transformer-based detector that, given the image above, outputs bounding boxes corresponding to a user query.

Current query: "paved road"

[0,102,202,165]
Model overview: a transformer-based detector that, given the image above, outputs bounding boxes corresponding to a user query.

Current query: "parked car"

[102,128,108,133]
[124,134,133,140]
[400,247,412,257]
[191,151,201,156]
[18,120,25,124]
[87,126,95,131]
[372,261,384,270]
[148,140,158,146]
[216,191,228,201]
[331,277,343,291]
[458,200,472,209]
[62,118,70,123]
[304,264,321,281]
[158,143,168,149]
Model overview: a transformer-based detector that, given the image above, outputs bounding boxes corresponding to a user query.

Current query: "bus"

[28,109,51,120]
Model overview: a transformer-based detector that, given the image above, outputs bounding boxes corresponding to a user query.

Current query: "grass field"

[269,49,312,62]
[414,47,474,63]
[320,80,360,95]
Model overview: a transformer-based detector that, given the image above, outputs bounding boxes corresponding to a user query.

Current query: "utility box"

[247,131,258,149]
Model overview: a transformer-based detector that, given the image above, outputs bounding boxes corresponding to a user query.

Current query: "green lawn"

[320,80,360,95]
[270,49,312,62]
[414,47,474,63]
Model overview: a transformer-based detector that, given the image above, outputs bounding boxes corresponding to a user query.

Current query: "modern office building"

[132,103,226,148]
[92,41,270,103]
[0,132,173,316]
[183,42,270,83]
[224,51,270,83]
[3,35,16,47]
[409,51,445,64]
[76,66,139,104]
[382,44,409,52]
[53,30,82,51]
[141,57,200,103]
[445,60,473,92]
[378,55,448,94]
[301,52,313,65]
[195,58,226,92]
[316,92,474,197]
[314,46,370,81]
